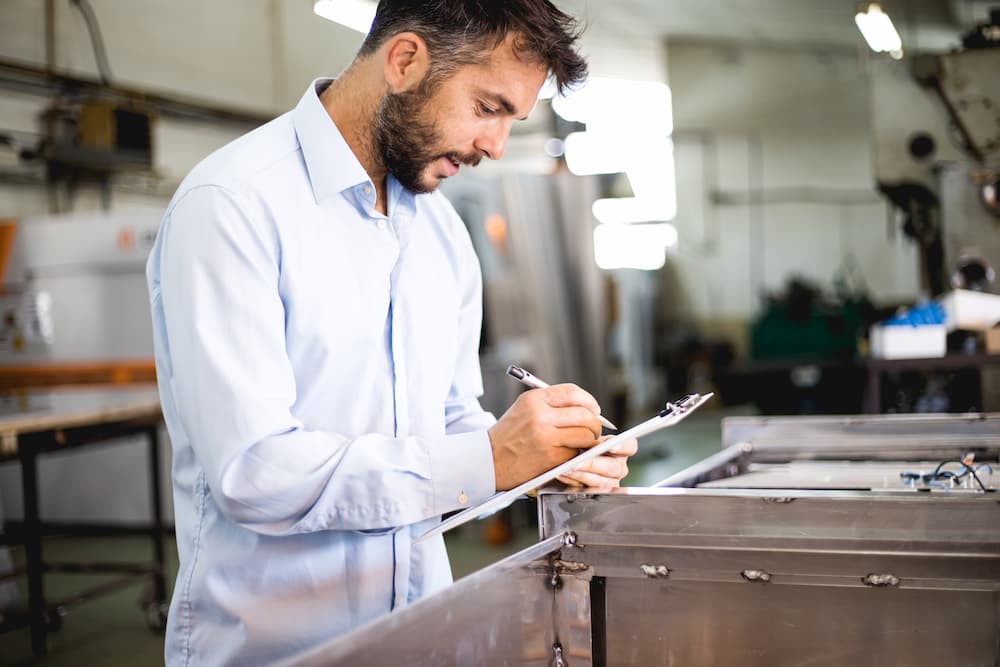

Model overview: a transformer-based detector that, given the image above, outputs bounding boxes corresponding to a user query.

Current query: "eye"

[477,102,498,116]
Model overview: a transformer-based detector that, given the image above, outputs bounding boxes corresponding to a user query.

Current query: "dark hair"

[358,0,587,94]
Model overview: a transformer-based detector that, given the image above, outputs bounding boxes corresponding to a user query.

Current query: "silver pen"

[506,364,618,431]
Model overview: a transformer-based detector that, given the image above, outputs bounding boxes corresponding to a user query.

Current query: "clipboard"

[416,392,714,543]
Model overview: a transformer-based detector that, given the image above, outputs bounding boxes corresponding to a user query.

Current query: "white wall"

[0,0,366,523]
[665,41,921,341]
[0,0,364,110]
[0,0,367,216]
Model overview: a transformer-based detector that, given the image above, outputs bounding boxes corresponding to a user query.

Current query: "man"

[147,1,636,664]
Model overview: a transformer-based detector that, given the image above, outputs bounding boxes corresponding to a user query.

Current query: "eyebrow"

[477,88,529,121]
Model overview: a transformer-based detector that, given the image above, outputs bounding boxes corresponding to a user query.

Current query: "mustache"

[444,152,482,168]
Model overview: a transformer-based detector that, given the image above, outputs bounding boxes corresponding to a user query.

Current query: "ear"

[382,32,430,93]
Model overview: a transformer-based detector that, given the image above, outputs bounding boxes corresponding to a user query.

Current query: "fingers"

[557,470,621,489]
[488,384,621,491]
[606,436,638,457]
[554,426,602,448]
[521,388,601,439]
[572,454,629,479]
[550,405,604,432]
[538,384,602,416]
[556,454,630,489]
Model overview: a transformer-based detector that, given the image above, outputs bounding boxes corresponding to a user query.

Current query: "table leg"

[864,367,881,414]
[20,447,47,656]
[147,426,166,608]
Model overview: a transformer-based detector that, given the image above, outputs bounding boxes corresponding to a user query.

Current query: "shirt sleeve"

[156,184,495,537]
[443,213,498,436]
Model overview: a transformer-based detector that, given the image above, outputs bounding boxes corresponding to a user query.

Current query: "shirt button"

[363,185,372,197]
[377,219,387,229]
[458,491,468,504]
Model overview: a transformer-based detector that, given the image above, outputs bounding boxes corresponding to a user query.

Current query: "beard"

[372,85,480,194]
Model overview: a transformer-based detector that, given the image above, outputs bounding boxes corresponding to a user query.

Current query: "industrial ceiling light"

[313,0,377,34]
[855,3,903,59]
[593,223,677,271]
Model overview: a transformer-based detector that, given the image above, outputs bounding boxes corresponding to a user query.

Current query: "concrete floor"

[0,405,739,665]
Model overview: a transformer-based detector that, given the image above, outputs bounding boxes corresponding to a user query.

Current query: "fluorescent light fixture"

[625,137,675,219]
[555,75,679,268]
[570,135,676,222]
[313,0,377,34]
[564,131,631,176]
[593,223,677,271]
[592,196,676,225]
[552,77,672,136]
[855,3,903,58]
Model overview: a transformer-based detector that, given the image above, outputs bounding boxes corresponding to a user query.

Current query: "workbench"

[286,412,999,667]
[0,387,166,656]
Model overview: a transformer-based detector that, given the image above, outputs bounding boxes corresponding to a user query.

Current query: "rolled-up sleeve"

[157,185,494,536]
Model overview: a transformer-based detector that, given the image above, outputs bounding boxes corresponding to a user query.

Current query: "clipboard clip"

[658,393,703,418]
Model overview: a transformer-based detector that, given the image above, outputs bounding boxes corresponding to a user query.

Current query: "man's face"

[373,37,548,194]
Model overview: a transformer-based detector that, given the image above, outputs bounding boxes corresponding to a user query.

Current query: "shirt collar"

[293,78,371,204]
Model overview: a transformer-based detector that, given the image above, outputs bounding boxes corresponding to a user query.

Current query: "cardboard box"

[987,327,1000,354]
[940,289,1000,331]
[870,323,947,359]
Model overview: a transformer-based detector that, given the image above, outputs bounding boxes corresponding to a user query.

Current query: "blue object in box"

[883,301,946,327]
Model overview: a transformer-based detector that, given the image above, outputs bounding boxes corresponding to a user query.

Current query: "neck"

[320,64,388,204]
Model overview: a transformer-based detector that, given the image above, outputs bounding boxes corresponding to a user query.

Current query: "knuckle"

[525,389,545,408]
[513,392,534,412]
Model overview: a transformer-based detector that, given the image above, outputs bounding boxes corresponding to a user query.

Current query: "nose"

[474,119,512,160]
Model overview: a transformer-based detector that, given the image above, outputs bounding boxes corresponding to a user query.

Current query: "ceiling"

[557,0,988,51]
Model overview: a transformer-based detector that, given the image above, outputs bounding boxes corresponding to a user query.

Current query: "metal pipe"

[44,0,55,75]
[0,58,273,128]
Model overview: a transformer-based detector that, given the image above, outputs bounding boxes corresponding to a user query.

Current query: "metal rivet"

[550,642,567,667]
[741,568,772,583]
[862,573,900,587]
[640,563,671,579]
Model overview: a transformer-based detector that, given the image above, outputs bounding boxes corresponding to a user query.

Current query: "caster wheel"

[45,607,65,632]
[145,602,168,632]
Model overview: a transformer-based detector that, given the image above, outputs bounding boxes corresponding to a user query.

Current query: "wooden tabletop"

[0,387,162,457]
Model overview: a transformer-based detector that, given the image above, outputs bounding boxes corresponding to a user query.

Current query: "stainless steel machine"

[283,412,999,666]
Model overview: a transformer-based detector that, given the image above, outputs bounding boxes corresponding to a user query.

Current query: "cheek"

[442,119,485,149]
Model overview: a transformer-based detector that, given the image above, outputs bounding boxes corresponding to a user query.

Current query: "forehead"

[448,36,548,112]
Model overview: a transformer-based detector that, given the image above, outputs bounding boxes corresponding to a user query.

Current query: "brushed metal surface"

[286,411,1000,666]
[542,490,1000,666]
[603,579,996,666]
[285,533,593,667]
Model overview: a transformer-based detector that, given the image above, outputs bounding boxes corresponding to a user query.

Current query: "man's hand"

[488,384,605,491]
[556,435,638,489]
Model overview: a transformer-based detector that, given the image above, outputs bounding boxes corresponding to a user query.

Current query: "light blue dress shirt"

[147,79,498,666]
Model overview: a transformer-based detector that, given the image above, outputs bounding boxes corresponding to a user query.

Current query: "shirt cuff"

[427,430,496,516]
